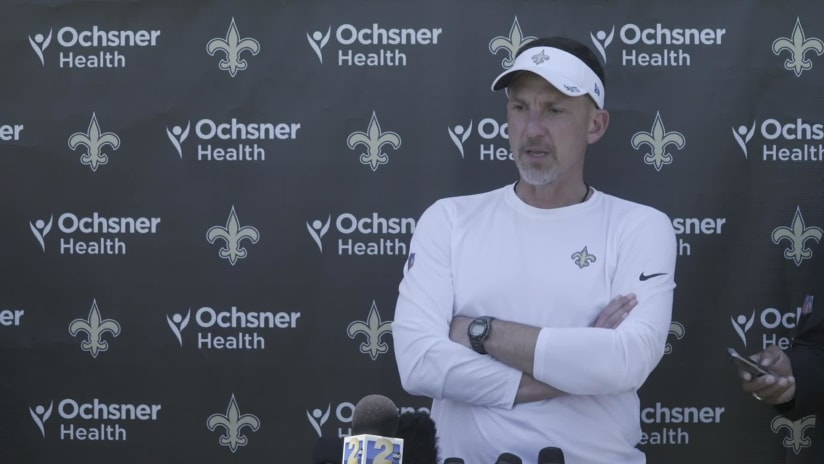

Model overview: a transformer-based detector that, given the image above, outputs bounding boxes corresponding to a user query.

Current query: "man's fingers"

[593,295,637,328]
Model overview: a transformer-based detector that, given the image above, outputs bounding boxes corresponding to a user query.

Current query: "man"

[392,37,676,463]
[738,295,823,461]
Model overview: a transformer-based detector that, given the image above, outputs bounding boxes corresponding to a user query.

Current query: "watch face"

[469,322,485,337]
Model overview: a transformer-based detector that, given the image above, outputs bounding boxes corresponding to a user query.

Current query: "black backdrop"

[1,1,822,463]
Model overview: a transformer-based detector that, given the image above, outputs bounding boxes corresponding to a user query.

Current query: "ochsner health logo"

[166,118,301,161]
[29,211,161,255]
[306,211,415,256]
[448,117,511,161]
[28,24,161,68]
[731,306,806,350]
[732,117,824,162]
[590,22,726,67]
[30,397,162,441]
[166,305,301,350]
[306,22,443,67]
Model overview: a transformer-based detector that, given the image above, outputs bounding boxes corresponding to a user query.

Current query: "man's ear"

[587,109,610,144]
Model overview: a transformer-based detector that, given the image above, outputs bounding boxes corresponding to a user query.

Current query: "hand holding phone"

[727,347,773,377]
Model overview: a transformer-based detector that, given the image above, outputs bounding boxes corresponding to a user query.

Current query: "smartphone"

[727,347,772,377]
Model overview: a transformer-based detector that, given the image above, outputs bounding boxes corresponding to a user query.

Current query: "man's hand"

[592,294,637,328]
[738,345,795,405]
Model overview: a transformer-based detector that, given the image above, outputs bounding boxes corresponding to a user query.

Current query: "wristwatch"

[467,316,494,354]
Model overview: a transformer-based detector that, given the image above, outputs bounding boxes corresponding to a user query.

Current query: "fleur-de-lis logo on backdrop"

[207,18,261,77]
[206,206,260,266]
[731,121,756,159]
[346,111,401,171]
[206,394,261,453]
[731,311,756,348]
[590,26,615,63]
[489,17,537,69]
[771,206,822,266]
[306,215,331,252]
[570,246,596,269]
[448,121,473,159]
[771,415,816,454]
[68,113,121,172]
[772,18,824,77]
[306,404,331,437]
[28,29,52,66]
[631,111,685,171]
[665,321,685,354]
[68,299,121,358]
[347,301,393,360]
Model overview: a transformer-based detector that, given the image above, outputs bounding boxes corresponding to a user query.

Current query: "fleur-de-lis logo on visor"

[68,113,121,172]
[207,18,261,77]
[346,111,401,172]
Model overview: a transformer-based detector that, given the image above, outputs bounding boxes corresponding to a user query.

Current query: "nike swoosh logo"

[639,272,667,281]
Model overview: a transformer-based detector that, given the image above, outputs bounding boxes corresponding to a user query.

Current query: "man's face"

[506,72,602,187]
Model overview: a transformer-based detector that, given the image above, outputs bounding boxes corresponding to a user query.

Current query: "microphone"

[344,394,404,464]
[443,459,464,464]
[311,435,342,464]
[395,411,438,464]
[538,447,565,464]
[351,394,399,436]
[495,452,523,464]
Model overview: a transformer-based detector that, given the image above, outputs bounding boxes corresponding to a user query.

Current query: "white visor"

[491,46,605,109]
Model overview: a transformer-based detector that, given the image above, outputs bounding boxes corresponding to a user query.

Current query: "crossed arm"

[448,295,638,404]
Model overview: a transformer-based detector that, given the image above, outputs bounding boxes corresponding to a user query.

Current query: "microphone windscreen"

[351,394,399,436]
[311,436,342,464]
[395,411,438,464]
[495,452,523,464]
[538,446,565,464]
[443,458,465,464]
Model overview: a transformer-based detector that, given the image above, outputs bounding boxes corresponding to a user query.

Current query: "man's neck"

[514,180,589,209]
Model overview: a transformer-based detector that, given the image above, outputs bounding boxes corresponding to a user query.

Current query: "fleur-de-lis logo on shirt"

[571,246,596,269]
[346,111,401,171]
[68,113,121,172]
[771,415,816,454]
[68,299,121,358]
[206,394,261,453]
[771,206,822,266]
[631,112,685,172]
[206,206,260,265]
[347,301,393,360]
[772,18,824,77]
[207,18,261,77]
[489,17,537,69]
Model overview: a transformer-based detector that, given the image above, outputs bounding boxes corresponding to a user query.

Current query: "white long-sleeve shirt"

[392,184,676,464]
